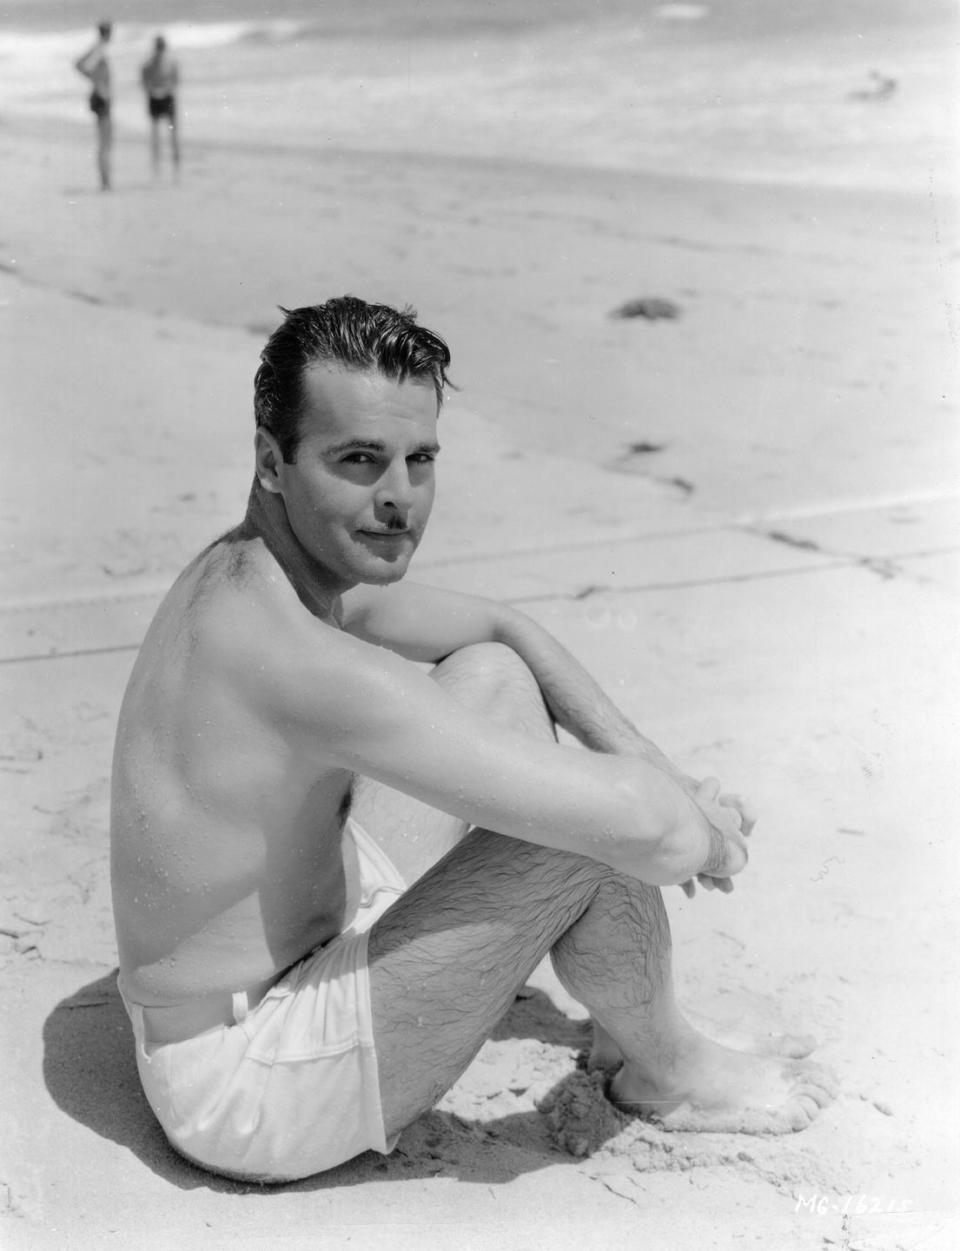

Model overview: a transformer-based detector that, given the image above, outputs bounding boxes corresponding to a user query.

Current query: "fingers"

[741,806,758,837]
[719,791,759,837]
[696,873,734,892]
[682,874,736,897]
[690,776,751,879]
[695,776,722,804]
[698,777,759,839]
[720,802,743,831]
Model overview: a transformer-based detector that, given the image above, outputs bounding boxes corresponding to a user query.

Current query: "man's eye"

[342,453,374,464]
[409,453,436,465]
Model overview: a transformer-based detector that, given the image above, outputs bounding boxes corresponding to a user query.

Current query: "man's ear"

[254,427,285,494]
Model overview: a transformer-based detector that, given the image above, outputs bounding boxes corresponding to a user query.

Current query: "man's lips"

[358,529,410,539]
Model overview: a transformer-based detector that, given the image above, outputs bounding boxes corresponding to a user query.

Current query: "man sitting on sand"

[74,21,113,191]
[111,296,834,1182]
[140,35,180,176]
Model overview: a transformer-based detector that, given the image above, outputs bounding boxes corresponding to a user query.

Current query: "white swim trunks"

[119,819,406,1182]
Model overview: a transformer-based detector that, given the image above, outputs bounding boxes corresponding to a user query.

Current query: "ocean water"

[1,0,955,191]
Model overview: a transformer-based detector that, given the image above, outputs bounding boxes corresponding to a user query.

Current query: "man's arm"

[343,581,755,893]
[344,582,691,782]
[75,42,102,78]
[228,599,749,888]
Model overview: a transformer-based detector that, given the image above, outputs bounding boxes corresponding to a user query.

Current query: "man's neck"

[240,480,345,623]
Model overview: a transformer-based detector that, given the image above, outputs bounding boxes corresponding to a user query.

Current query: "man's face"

[261,364,439,590]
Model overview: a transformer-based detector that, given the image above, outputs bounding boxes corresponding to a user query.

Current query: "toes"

[784,1065,838,1124]
[791,1093,824,1126]
[804,1074,839,1105]
[777,1032,818,1059]
[790,1064,839,1103]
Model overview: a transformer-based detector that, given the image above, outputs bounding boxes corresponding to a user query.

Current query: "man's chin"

[358,557,413,585]
[346,533,420,585]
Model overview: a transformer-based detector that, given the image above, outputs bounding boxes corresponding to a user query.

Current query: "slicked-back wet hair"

[253,296,451,462]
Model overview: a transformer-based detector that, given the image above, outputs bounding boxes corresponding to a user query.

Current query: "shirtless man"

[111,296,834,1182]
[74,21,113,191]
[140,35,180,176]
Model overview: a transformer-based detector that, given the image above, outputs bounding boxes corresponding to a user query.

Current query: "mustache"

[363,520,410,533]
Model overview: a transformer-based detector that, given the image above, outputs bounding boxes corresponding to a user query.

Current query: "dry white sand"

[1,110,958,1250]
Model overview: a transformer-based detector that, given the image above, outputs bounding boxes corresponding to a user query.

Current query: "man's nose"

[374,462,413,511]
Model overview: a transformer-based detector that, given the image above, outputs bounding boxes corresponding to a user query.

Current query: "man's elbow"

[490,603,535,648]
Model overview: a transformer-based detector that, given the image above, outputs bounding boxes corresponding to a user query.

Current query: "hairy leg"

[361,643,833,1138]
[550,877,835,1133]
[369,830,604,1132]
[370,828,833,1138]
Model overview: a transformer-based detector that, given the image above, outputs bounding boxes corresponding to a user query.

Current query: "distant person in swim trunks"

[74,20,113,191]
[110,296,835,1183]
[140,35,180,176]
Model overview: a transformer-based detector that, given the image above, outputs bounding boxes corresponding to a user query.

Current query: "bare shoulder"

[176,536,336,667]
[134,534,443,765]
[196,538,391,703]
[126,537,364,768]
[135,536,315,683]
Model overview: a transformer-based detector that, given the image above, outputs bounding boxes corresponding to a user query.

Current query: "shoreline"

[2,0,955,201]
[5,108,953,206]
[2,115,956,604]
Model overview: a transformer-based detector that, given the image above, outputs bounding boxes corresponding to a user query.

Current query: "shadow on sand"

[43,972,603,1194]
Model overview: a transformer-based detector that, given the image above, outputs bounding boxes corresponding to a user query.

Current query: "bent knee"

[432,643,550,728]
[435,641,533,688]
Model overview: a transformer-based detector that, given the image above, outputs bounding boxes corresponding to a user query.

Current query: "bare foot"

[715,1029,818,1060]
[608,1032,836,1134]
[684,1006,818,1059]
[589,1021,814,1072]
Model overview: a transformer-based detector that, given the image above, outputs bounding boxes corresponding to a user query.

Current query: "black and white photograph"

[1,1,957,1247]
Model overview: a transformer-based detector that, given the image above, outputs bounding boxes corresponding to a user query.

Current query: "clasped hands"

[680,776,757,898]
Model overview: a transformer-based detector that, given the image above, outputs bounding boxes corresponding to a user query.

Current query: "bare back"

[111,536,353,1006]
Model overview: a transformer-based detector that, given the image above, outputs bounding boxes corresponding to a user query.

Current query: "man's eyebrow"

[323,438,441,456]
[322,438,386,456]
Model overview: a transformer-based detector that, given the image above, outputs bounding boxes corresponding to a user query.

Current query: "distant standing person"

[74,21,113,191]
[141,35,180,176]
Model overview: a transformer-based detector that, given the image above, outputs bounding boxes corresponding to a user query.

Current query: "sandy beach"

[2,3,959,1246]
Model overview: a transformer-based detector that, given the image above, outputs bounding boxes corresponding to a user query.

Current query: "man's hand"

[680,778,756,898]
